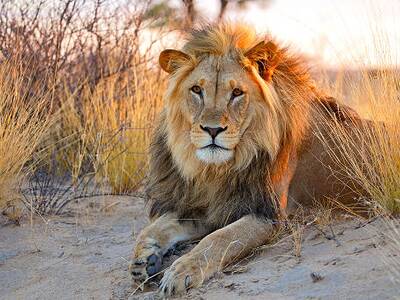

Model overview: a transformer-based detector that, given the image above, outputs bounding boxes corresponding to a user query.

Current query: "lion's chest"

[176,178,270,230]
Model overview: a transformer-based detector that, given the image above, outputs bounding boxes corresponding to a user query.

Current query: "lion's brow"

[213,67,219,108]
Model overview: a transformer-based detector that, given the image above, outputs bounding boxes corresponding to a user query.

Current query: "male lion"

[130,23,363,297]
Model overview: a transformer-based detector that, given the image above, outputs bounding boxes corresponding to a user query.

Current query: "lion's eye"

[191,85,202,94]
[232,88,243,97]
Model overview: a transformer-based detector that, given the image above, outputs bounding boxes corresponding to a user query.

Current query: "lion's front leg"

[130,213,207,282]
[159,215,274,296]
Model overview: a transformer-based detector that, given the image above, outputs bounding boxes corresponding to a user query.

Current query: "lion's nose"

[200,125,227,139]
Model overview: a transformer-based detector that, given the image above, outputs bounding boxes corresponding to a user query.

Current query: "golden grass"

[50,60,165,193]
[317,69,400,215]
[0,62,52,211]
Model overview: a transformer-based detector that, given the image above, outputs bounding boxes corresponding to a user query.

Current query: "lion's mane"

[145,24,347,229]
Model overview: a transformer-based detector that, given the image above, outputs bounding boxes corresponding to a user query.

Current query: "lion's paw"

[159,254,205,297]
[129,242,163,282]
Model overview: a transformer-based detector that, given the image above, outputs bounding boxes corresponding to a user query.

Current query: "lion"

[129,23,365,297]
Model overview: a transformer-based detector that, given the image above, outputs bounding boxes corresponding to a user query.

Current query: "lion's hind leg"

[130,213,207,282]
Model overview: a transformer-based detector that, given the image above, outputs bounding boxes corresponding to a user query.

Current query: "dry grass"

[288,221,304,258]
[317,69,400,215]
[51,61,165,193]
[0,62,52,212]
[0,0,169,215]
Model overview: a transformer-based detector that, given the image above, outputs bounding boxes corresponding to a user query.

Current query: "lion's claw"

[158,254,204,297]
[130,245,163,282]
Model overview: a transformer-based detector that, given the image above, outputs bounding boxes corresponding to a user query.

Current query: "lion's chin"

[195,147,233,164]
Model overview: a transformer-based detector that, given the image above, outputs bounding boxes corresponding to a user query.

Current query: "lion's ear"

[245,41,281,81]
[159,49,191,73]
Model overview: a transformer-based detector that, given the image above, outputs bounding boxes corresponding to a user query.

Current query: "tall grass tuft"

[51,59,165,194]
[0,62,52,212]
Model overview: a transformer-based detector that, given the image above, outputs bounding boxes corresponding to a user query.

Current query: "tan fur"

[130,23,366,296]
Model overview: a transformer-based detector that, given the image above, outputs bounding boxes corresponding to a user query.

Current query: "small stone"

[310,272,324,283]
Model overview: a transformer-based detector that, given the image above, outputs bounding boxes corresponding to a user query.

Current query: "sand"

[0,196,399,300]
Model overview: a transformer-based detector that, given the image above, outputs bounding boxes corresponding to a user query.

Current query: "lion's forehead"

[192,55,246,84]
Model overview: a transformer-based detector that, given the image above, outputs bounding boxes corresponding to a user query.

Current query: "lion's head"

[158,24,315,180]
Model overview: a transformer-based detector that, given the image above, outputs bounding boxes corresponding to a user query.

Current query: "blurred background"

[177,0,400,68]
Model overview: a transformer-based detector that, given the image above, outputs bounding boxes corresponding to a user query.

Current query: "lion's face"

[159,39,284,174]
[178,55,261,164]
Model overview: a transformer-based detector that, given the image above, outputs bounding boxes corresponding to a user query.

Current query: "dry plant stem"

[129,270,164,296]
[314,224,341,247]
[291,223,304,258]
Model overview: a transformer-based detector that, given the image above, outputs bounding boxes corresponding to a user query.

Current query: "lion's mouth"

[196,143,233,164]
[201,144,229,151]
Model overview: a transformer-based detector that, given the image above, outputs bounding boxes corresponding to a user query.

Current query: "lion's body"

[289,112,364,211]
[130,24,366,296]
[147,104,362,230]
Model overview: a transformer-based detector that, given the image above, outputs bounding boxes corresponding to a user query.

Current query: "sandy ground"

[0,196,399,300]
